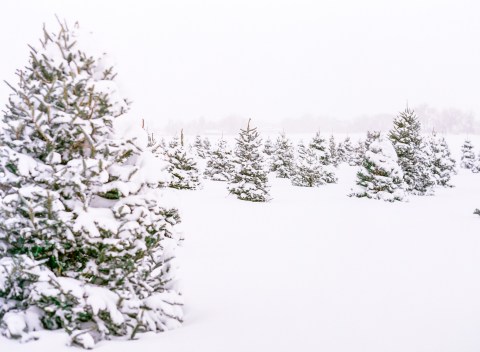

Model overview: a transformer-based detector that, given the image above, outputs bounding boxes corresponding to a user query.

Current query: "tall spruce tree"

[388,107,435,195]
[228,120,270,202]
[271,132,295,178]
[204,138,234,181]
[167,130,201,190]
[350,134,406,202]
[460,139,475,169]
[0,22,182,348]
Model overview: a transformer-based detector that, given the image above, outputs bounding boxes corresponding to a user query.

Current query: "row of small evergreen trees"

[350,108,456,202]
[151,108,462,204]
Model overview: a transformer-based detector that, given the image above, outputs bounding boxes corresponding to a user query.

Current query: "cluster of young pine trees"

[151,119,372,203]
[152,106,463,206]
[350,107,456,202]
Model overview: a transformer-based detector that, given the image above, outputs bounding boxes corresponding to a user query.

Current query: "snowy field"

[2,144,480,352]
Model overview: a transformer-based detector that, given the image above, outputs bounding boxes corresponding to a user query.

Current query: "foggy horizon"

[1,0,479,134]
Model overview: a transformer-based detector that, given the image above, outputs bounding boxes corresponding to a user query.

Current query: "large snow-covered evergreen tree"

[167,130,201,190]
[388,107,435,195]
[460,139,475,169]
[0,22,183,348]
[291,142,324,187]
[204,138,234,181]
[349,134,406,202]
[271,133,295,178]
[228,120,270,202]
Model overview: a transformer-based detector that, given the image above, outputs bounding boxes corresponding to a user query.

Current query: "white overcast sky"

[1,0,479,129]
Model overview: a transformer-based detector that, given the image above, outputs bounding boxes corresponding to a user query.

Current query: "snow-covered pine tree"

[228,119,270,202]
[428,132,456,186]
[263,138,275,157]
[0,21,182,348]
[291,142,324,187]
[167,130,201,189]
[336,141,346,164]
[473,153,480,173]
[204,138,234,181]
[351,132,380,167]
[388,107,435,195]
[365,130,381,150]
[460,139,475,169]
[349,134,406,202]
[309,131,330,165]
[193,135,205,158]
[352,140,366,166]
[262,137,275,171]
[271,132,295,178]
[342,137,355,166]
[328,135,338,166]
[203,136,212,157]
[150,136,168,159]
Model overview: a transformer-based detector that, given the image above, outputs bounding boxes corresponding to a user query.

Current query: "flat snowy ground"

[2,165,480,352]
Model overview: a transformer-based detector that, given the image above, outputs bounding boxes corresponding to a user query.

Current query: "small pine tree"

[203,137,212,157]
[389,107,435,195]
[342,137,355,166]
[472,153,480,173]
[204,138,234,181]
[193,135,206,158]
[350,134,406,202]
[263,138,275,157]
[228,120,270,202]
[263,137,275,172]
[352,140,366,166]
[271,133,295,178]
[428,133,456,186]
[328,135,338,166]
[460,140,475,169]
[336,141,346,164]
[291,142,324,187]
[365,131,381,150]
[309,131,331,165]
[167,130,202,190]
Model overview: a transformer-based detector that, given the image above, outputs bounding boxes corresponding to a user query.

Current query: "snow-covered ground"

[2,160,480,352]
